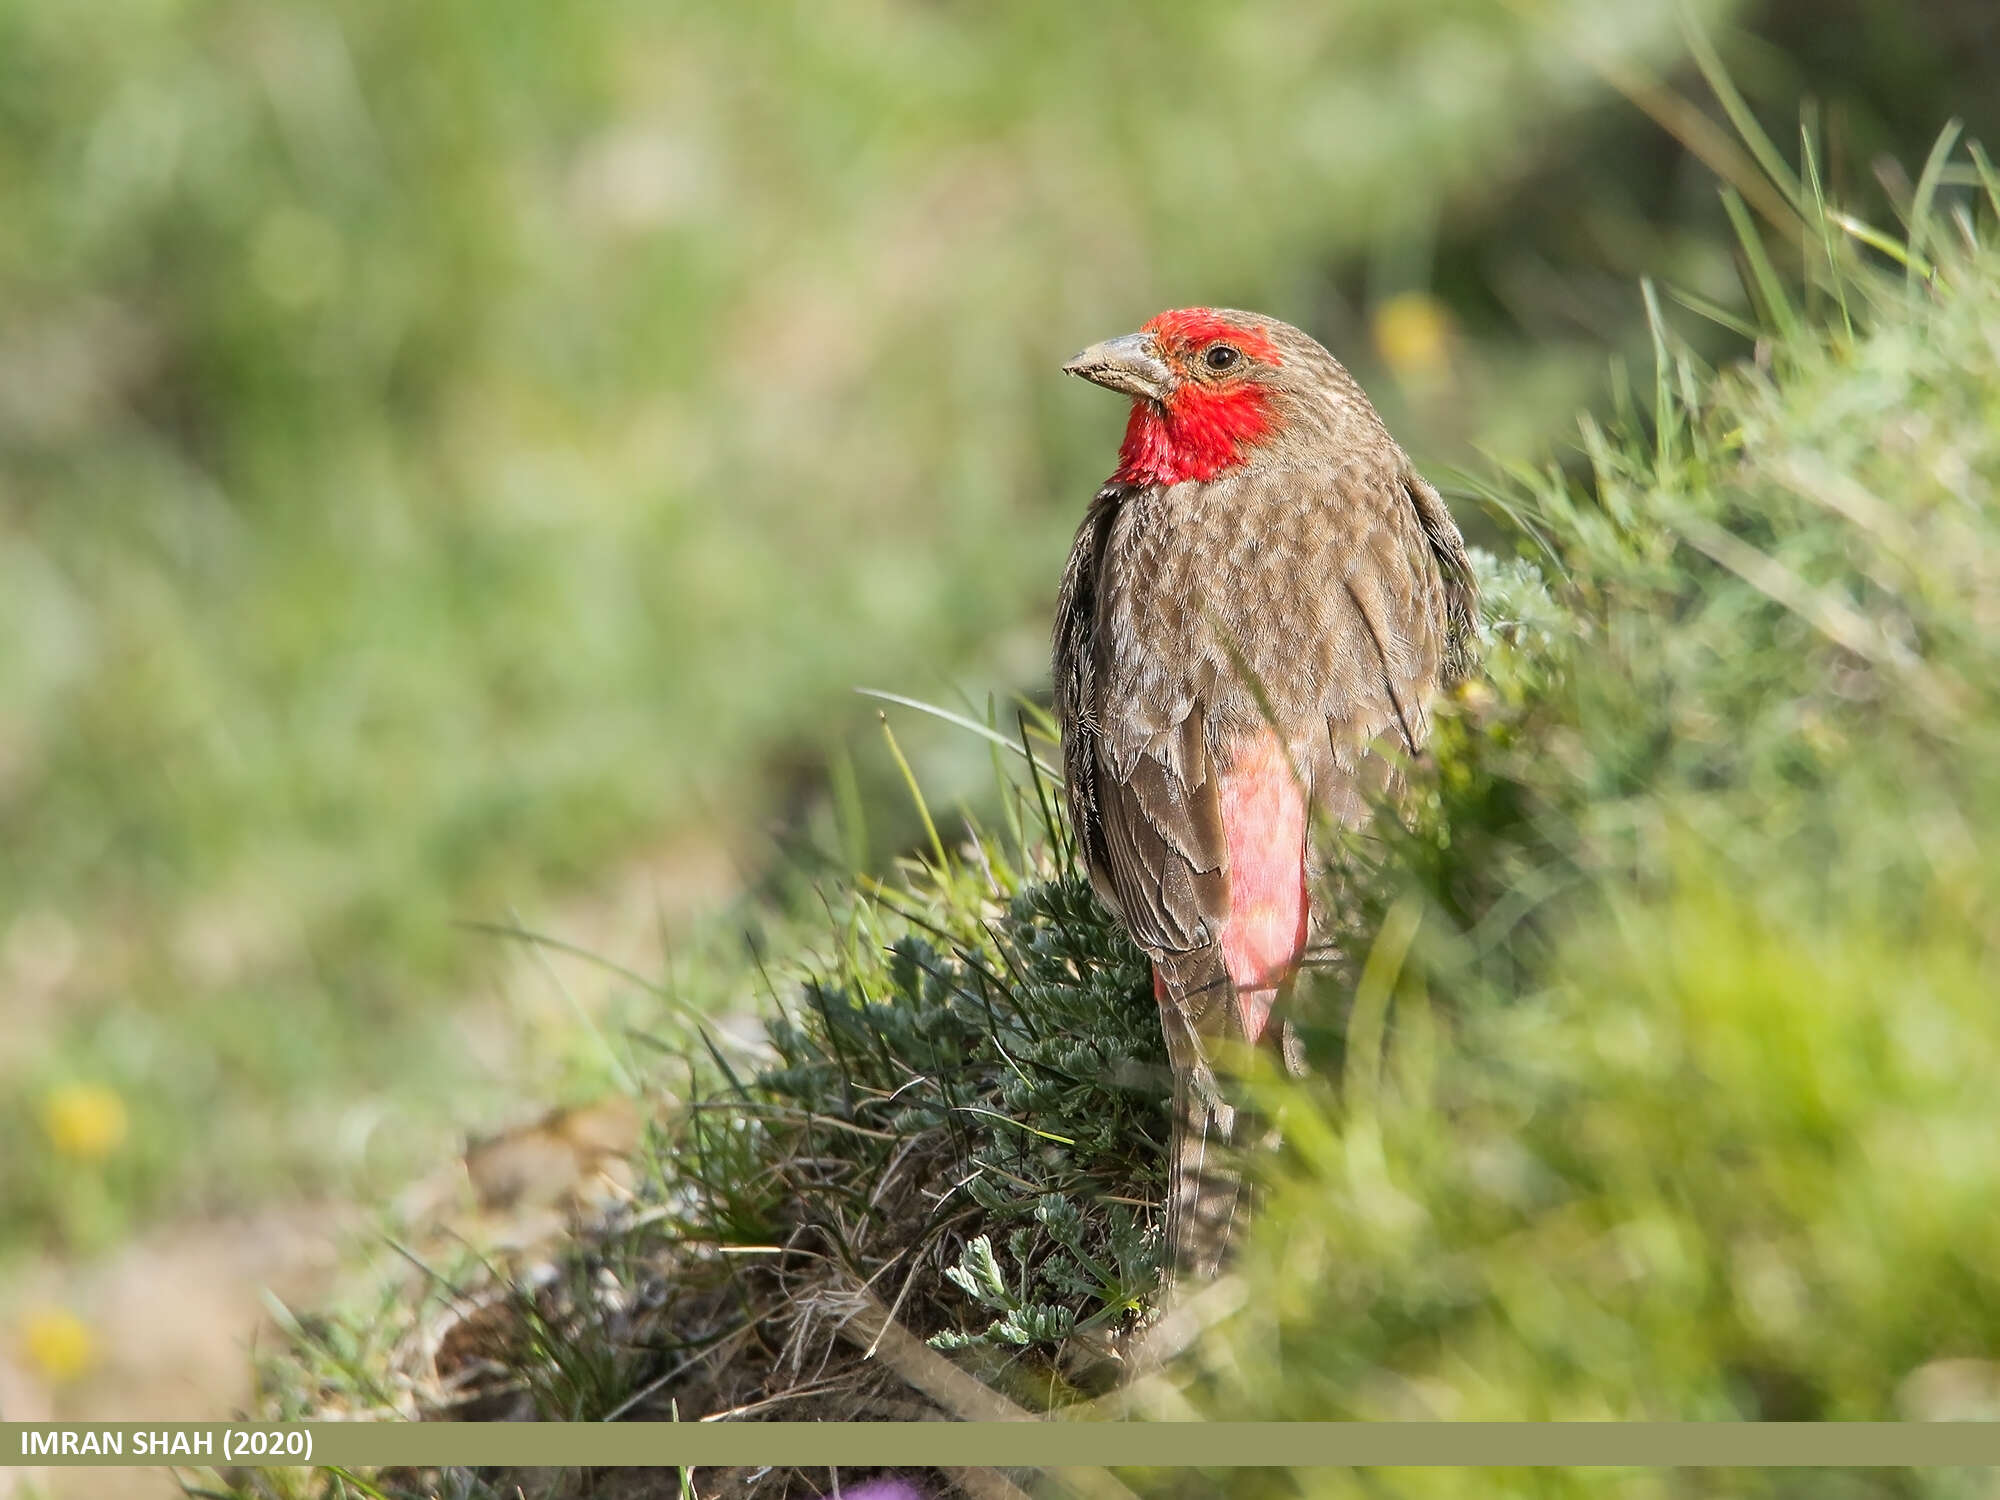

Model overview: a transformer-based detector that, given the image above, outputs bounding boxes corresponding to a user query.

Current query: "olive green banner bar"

[6,1422,2000,1470]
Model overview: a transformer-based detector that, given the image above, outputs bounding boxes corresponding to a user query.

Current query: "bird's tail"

[1153,945,1250,1287]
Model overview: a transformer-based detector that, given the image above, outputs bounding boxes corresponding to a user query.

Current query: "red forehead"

[1142,308,1281,364]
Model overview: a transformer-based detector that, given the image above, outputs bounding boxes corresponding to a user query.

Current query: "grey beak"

[1062,332,1173,404]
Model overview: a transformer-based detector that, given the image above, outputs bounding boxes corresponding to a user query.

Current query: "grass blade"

[1722,186,1800,344]
[1829,210,1935,279]
[1906,119,1965,284]
[1799,113,1852,337]
[1664,282,1761,341]
[858,687,1064,784]
[1679,4,1804,215]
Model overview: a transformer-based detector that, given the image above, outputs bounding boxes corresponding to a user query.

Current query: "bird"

[1051,307,1477,1286]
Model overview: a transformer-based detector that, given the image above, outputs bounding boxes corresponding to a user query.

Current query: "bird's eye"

[1204,344,1241,371]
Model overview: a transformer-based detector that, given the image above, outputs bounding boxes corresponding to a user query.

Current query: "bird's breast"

[1099,476,1345,723]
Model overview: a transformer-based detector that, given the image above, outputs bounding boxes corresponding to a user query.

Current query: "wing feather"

[1055,485,1231,966]
[1052,448,1477,1291]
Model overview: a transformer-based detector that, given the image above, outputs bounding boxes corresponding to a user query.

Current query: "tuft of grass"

[253,749,1166,1480]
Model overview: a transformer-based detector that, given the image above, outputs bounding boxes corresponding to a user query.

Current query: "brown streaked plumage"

[1052,307,1476,1286]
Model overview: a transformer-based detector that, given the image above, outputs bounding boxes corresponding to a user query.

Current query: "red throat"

[1113,383,1275,487]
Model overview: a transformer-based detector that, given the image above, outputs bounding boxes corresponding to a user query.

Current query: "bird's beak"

[1062,332,1174,404]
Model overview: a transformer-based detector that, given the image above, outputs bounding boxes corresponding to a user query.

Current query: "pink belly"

[1217,730,1308,1041]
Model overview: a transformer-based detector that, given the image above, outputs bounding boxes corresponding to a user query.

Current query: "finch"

[1052,308,1477,1284]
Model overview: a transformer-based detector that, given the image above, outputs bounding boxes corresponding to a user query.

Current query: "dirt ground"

[1,1207,347,1499]
[2,832,743,1500]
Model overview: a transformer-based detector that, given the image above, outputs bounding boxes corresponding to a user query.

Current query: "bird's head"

[1063,308,1339,488]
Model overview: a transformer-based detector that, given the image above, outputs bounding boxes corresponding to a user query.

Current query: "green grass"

[227,119,2000,1500]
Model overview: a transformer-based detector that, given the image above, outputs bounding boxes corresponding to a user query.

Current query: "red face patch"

[1114,309,1282,486]
[1141,308,1282,366]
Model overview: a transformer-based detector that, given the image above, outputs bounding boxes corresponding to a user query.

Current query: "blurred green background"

[2,0,1997,1417]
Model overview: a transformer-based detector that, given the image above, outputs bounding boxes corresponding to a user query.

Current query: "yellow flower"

[22,1306,95,1384]
[41,1083,129,1160]
[1371,291,1455,383]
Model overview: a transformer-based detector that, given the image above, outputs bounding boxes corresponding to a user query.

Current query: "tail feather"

[1153,945,1249,1287]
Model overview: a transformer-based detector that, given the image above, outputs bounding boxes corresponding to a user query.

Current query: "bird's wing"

[1055,482,1246,1286]
[1052,484,1123,911]
[1056,485,1233,988]
[1404,470,1481,689]
[1240,462,1476,821]
[1094,705,1232,974]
